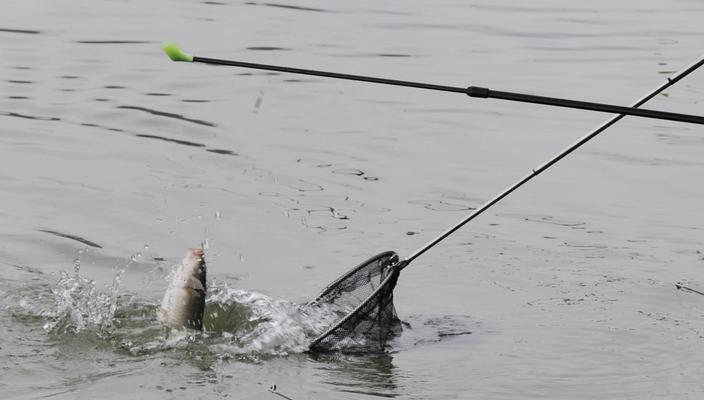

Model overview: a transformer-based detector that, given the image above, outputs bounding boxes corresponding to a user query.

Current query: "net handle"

[399,55,704,271]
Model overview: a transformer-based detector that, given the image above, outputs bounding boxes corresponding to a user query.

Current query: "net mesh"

[309,251,403,352]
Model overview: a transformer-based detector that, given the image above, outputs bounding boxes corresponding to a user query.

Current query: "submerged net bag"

[308,251,405,352]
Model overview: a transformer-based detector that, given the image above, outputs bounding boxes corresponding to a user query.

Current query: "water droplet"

[202,240,210,250]
[239,254,245,262]
[215,211,222,220]
[144,244,149,250]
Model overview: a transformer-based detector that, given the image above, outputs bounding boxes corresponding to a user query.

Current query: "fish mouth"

[188,248,204,258]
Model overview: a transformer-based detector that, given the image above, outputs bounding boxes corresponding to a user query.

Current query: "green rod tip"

[162,41,193,62]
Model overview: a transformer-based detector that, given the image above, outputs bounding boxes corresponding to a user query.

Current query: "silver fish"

[157,248,206,330]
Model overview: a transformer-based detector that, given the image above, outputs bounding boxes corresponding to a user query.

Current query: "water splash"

[205,281,346,355]
[31,261,348,359]
[42,250,138,334]
[43,269,116,333]
[15,251,372,359]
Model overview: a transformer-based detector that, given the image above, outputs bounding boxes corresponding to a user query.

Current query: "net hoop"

[308,251,402,351]
[310,251,398,303]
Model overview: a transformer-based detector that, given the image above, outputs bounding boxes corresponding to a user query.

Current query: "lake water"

[1,0,704,398]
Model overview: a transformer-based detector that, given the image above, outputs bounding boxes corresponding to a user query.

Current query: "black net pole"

[403,55,704,268]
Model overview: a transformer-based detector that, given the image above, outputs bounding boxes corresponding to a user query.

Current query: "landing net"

[308,251,403,352]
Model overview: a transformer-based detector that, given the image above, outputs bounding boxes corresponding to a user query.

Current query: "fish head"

[181,248,207,291]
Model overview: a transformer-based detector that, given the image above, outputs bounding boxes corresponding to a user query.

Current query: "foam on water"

[206,283,347,355]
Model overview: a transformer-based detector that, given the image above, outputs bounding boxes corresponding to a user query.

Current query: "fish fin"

[185,276,206,292]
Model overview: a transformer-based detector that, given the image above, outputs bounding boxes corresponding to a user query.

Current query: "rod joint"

[466,86,490,98]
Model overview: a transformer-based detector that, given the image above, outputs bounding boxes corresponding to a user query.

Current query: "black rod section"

[192,55,704,126]
[476,88,704,125]
[194,56,466,94]
[403,56,704,267]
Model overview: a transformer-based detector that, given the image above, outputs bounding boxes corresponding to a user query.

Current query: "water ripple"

[135,134,206,148]
[1,111,60,121]
[0,28,40,35]
[38,230,103,249]
[206,149,238,156]
[117,105,217,127]
[75,40,151,44]
[408,199,475,212]
[249,2,329,13]
[246,46,291,51]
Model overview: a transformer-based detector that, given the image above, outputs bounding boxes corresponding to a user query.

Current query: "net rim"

[309,250,399,304]
[308,259,400,351]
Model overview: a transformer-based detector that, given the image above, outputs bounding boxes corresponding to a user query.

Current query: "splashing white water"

[42,270,116,332]
[42,250,137,334]
[205,281,347,355]
[33,256,352,356]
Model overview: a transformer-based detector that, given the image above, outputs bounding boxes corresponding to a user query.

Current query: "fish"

[157,248,207,330]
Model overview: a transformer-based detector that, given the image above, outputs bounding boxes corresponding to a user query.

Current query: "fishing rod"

[162,42,704,351]
[404,55,704,265]
[675,282,704,297]
[268,385,296,400]
[306,55,704,351]
[162,42,704,126]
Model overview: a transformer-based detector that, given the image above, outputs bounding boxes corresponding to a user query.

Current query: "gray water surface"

[2,0,704,399]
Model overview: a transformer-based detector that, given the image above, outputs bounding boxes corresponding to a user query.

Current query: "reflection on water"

[250,2,329,13]
[39,229,103,249]
[311,352,399,398]
[0,28,40,34]
[1,111,60,121]
[135,133,207,147]
[117,105,218,127]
